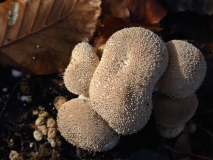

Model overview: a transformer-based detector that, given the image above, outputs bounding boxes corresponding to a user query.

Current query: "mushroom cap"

[37,125,48,135]
[38,111,49,118]
[64,42,99,97]
[9,150,19,160]
[47,118,57,128]
[54,96,67,110]
[48,128,57,139]
[153,93,198,128]
[156,40,207,99]
[57,97,120,151]
[35,117,46,126]
[89,27,168,135]
[156,123,185,138]
[33,130,43,141]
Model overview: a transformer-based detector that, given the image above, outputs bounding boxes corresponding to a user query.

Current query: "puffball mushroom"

[89,27,169,135]
[153,93,198,128]
[64,42,99,97]
[156,40,207,99]
[57,97,120,151]
[58,27,206,150]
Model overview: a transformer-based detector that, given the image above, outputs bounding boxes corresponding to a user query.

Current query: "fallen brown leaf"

[0,0,101,74]
[101,0,167,25]
[125,0,167,25]
[101,0,130,20]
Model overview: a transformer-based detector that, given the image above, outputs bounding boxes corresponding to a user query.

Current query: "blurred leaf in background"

[0,0,101,74]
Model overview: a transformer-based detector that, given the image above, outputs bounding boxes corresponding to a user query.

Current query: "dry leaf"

[101,0,167,25]
[101,0,130,20]
[0,0,101,74]
[125,0,167,25]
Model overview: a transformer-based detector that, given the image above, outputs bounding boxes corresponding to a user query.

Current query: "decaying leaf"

[125,0,167,25]
[0,0,101,74]
[101,0,167,24]
[101,0,130,20]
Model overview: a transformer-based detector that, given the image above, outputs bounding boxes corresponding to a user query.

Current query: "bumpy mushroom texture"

[64,42,99,97]
[57,97,120,151]
[156,123,185,138]
[89,27,168,135]
[156,40,207,99]
[153,93,198,128]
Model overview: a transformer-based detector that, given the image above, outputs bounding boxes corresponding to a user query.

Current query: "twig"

[191,121,213,138]
[164,145,213,160]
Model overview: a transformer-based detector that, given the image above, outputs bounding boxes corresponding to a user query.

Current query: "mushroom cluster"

[57,27,206,151]
[153,40,206,138]
[33,108,62,148]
